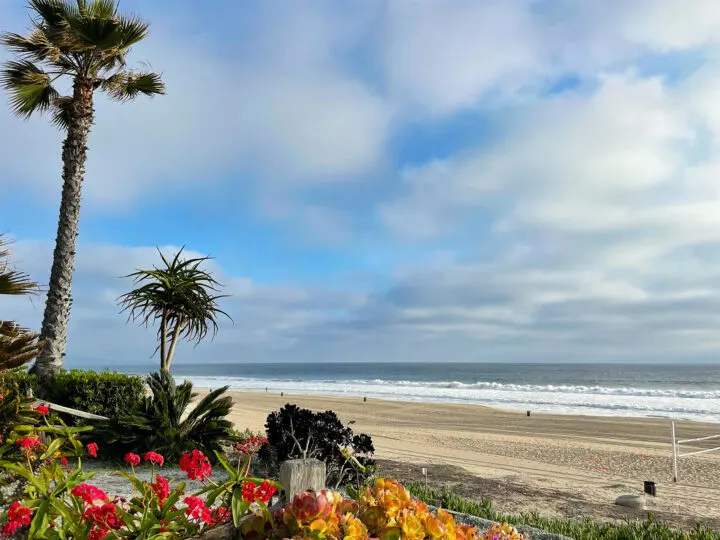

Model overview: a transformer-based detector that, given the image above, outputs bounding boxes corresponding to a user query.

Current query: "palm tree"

[118,247,232,373]
[1,0,165,379]
[0,235,44,371]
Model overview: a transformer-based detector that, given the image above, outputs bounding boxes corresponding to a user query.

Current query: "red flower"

[86,442,98,458]
[1,502,32,537]
[241,481,257,503]
[83,503,122,540]
[71,484,109,506]
[144,451,164,466]
[179,449,212,482]
[233,435,268,456]
[183,496,212,524]
[210,506,230,526]
[150,475,171,504]
[34,405,50,415]
[254,481,276,504]
[15,437,42,451]
[123,452,141,466]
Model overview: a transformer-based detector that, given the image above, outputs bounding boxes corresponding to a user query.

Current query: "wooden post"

[279,459,326,502]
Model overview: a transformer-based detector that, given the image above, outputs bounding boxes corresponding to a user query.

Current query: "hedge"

[0,368,144,421]
[40,369,144,420]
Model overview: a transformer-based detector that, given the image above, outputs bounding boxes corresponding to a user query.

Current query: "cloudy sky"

[2,0,720,367]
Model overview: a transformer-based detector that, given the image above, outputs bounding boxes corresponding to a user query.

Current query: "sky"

[2,0,720,367]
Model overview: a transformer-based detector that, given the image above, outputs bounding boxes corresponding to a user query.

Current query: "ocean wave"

[179,374,720,423]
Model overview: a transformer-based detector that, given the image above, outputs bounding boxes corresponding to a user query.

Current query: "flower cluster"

[241,480,277,504]
[1,502,31,538]
[481,523,526,539]
[34,405,50,415]
[143,451,164,466]
[124,452,141,466]
[233,434,268,455]
[86,442,98,458]
[15,436,42,451]
[83,503,122,540]
[150,475,171,504]
[275,478,527,540]
[179,449,212,481]
[183,495,212,524]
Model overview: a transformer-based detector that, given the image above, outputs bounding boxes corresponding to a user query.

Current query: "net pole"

[671,420,677,482]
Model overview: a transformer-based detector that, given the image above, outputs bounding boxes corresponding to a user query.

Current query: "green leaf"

[213,449,235,476]
[40,437,64,460]
[28,499,50,538]
[231,487,249,528]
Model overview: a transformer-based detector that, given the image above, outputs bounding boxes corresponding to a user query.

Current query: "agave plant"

[118,247,232,373]
[0,235,43,371]
[91,370,235,461]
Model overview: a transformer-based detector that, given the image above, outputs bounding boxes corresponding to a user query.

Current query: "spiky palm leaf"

[91,370,235,461]
[118,247,232,373]
[0,235,43,371]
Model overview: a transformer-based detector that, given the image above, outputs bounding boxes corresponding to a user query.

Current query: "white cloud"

[0,2,391,214]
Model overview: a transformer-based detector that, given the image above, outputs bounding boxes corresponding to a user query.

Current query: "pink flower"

[144,451,164,466]
[86,442,98,458]
[34,405,50,415]
[179,450,212,482]
[124,452,141,466]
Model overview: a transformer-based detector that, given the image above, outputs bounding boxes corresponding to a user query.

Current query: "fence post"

[671,421,678,483]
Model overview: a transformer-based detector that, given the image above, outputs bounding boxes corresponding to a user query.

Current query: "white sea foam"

[180,375,720,423]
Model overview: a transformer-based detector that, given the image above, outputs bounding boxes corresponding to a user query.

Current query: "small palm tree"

[1,0,165,379]
[118,247,232,373]
[0,235,44,371]
[92,370,235,460]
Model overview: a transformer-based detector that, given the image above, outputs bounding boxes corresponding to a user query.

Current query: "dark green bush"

[259,404,376,489]
[39,369,144,421]
[91,370,236,462]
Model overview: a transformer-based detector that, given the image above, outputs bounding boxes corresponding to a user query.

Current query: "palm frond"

[29,0,73,30]
[1,29,61,62]
[0,322,44,370]
[0,235,43,371]
[81,0,117,19]
[50,95,73,129]
[116,14,149,49]
[100,70,164,101]
[0,235,39,296]
[1,59,59,117]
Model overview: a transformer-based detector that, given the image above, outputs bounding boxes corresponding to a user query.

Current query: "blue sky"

[2,0,720,366]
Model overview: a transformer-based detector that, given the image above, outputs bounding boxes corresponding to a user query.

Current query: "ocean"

[109,362,720,423]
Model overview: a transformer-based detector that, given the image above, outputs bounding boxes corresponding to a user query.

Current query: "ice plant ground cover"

[0,400,525,539]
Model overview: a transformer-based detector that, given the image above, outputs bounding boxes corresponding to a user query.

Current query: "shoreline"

[194,386,720,425]
[211,390,720,527]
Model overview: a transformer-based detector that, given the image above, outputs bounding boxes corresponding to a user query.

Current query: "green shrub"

[39,369,144,421]
[406,483,720,540]
[260,404,376,490]
[0,370,39,439]
[91,370,236,462]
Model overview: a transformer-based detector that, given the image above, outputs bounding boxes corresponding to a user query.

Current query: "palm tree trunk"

[32,78,94,380]
[164,317,186,373]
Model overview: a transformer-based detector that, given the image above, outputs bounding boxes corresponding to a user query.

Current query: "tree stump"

[279,459,326,502]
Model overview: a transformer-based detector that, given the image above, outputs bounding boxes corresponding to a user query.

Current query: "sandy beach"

[219,391,720,528]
